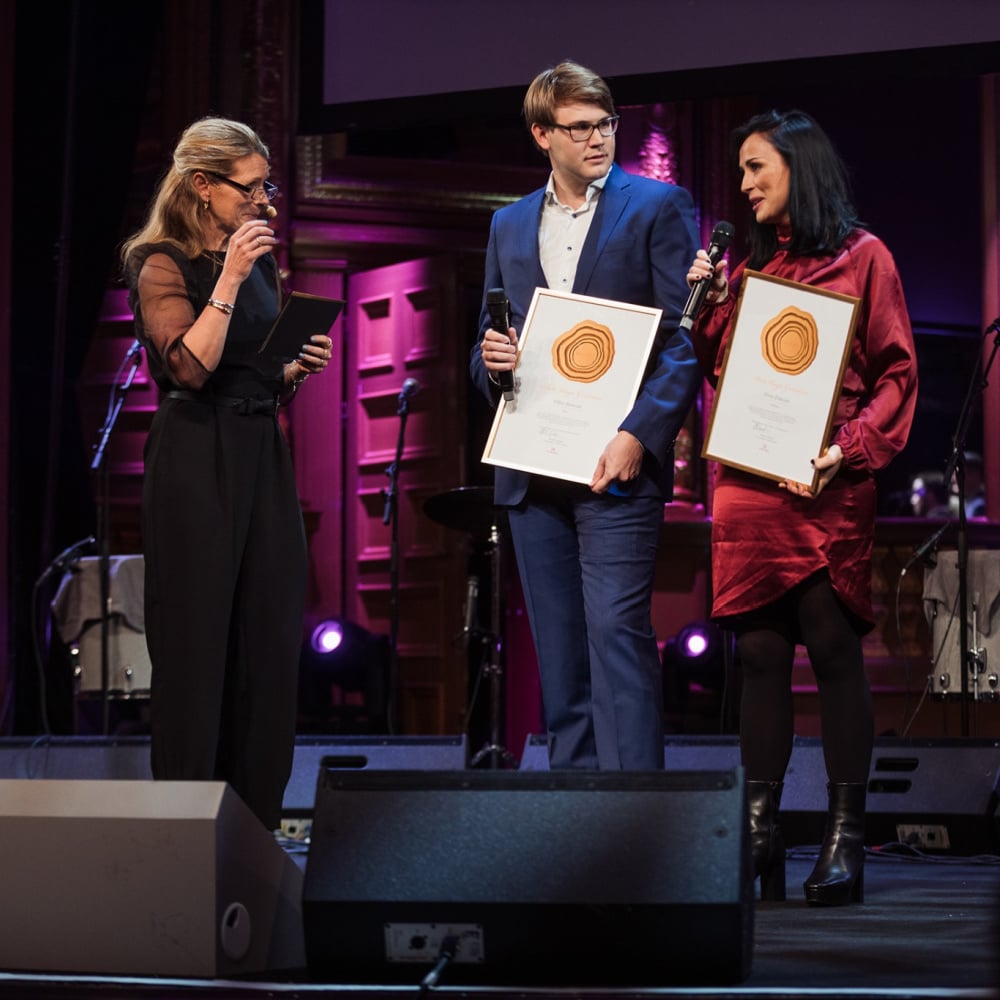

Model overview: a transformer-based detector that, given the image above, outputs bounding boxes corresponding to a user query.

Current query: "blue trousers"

[508,487,664,769]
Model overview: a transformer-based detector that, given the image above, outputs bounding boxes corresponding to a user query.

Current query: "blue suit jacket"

[470,164,702,506]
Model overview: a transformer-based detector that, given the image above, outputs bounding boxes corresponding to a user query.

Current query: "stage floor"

[0,848,997,999]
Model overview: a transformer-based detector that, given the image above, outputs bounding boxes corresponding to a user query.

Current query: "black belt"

[166,389,279,416]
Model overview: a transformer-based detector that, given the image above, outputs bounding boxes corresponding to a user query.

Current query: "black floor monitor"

[303,767,753,987]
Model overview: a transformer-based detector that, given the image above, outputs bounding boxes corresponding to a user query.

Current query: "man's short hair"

[522,60,615,128]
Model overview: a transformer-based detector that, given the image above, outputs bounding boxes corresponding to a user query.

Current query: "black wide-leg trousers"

[142,398,307,829]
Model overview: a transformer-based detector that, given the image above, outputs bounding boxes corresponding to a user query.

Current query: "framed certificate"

[481,288,662,484]
[702,271,859,491]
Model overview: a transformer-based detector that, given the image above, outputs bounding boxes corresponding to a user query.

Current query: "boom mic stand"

[89,340,143,736]
[940,315,1000,735]
[383,378,419,734]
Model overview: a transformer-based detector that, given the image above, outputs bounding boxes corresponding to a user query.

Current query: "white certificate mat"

[482,288,662,484]
[702,270,859,490]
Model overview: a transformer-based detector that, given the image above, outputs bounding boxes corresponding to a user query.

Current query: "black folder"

[257,291,345,363]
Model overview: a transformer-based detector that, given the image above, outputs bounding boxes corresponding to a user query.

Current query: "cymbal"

[423,486,502,536]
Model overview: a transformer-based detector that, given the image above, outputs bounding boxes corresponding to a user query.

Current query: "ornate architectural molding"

[295,137,529,215]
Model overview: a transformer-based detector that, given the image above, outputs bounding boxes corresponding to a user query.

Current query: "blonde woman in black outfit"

[122,117,331,830]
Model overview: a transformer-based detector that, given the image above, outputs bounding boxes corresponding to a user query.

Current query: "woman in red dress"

[688,110,918,905]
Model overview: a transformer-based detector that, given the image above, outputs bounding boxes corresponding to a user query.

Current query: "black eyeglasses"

[549,115,620,143]
[206,171,279,202]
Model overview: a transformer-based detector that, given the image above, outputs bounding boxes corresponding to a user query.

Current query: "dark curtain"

[7,0,162,732]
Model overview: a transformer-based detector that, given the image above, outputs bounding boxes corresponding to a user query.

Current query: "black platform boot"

[804,782,866,906]
[746,780,786,901]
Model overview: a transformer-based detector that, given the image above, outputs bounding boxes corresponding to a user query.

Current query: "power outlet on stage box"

[279,818,312,841]
[384,923,485,964]
[896,823,951,850]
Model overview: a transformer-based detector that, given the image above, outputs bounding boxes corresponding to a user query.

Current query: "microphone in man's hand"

[486,288,516,402]
[679,221,735,331]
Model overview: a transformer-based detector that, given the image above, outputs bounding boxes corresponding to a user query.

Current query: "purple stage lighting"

[299,618,392,731]
[311,620,345,655]
[681,628,710,659]
[675,622,720,664]
[667,621,726,690]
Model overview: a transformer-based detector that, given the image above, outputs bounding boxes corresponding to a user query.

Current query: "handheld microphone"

[263,205,277,219]
[486,288,516,402]
[679,221,735,331]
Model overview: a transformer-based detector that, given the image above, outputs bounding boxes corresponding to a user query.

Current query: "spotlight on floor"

[311,620,346,656]
[299,619,390,733]
[662,620,727,717]
[675,621,723,675]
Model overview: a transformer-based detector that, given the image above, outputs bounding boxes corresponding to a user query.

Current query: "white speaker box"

[0,779,304,977]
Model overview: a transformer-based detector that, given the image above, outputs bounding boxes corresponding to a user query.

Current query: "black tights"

[735,573,873,784]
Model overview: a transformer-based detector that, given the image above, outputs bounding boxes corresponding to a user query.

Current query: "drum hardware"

[926,587,1000,703]
[966,640,999,702]
[424,487,518,769]
[70,612,152,699]
[933,313,1000,731]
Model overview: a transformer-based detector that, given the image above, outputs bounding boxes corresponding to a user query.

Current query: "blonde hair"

[121,116,269,267]
[522,60,614,129]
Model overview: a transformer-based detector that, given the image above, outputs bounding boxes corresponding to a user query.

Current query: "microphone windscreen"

[709,221,735,253]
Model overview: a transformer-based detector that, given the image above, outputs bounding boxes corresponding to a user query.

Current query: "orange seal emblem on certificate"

[551,320,615,383]
[760,306,818,376]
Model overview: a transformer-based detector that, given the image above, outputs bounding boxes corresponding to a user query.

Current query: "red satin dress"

[692,229,918,630]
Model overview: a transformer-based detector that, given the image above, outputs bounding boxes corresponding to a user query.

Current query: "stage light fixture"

[662,621,739,731]
[675,621,722,669]
[663,620,727,703]
[299,618,390,733]
[680,626,711,659]
[311,620,345,656]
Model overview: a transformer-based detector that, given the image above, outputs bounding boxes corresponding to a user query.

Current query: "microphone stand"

[89,342,143,735]
[382,383,415,734]
[941,316,1000,735]
[468,515,518,769]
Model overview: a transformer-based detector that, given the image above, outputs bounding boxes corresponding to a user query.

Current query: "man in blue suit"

[470,61,701,769]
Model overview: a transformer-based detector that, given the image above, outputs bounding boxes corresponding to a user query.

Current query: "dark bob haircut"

[733,109,861,269]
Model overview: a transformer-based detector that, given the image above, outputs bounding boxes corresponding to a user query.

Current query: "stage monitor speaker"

[0,735,152,780]
[0,734,469,798]
[782,738,1000,853]
[282,734,467,815]
[521,734,1000,854]
[0,779,305,977]
[303,768,753,987]
[521,732,745,771]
